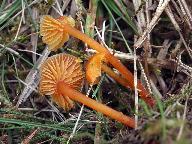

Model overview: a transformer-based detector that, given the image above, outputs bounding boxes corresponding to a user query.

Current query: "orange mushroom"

[40,15,155,107]
[39,53,84,111]
[40,16,75,51]
[39,53,135,128]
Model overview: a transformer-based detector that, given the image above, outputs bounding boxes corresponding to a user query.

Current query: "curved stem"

[101,64,155,107]
[57,81,135,128]
[101,64,131,87]
[62,25,154,107]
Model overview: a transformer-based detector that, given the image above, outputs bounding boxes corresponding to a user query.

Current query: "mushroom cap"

[40,15,75,51]
[86,53,105,85]
[39,53,84,111]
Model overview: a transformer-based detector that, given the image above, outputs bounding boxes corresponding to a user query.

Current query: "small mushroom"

[39,53,84,111]
[40,16,75,51]
[39,53,135,128]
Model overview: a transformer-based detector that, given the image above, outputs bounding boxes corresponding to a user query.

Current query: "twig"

[94,26,134,60]
[0,44,19,56]
[86,48,134,60]
[178,0,192,29]
[17,49,42,56]
[134,46,138,129]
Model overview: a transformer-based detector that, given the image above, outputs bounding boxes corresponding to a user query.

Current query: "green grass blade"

[103,0,137,34]
[155,94,166,140]
[0,117,71,131]
[101,0,132,53]
[0,0,21,26]
[1,60,10,103]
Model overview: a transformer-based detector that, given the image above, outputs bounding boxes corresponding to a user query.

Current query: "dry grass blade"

[165,5,192,58]
[31,7,39,63]
[16,47,50,107]
[1,0,192,143]
[134,0,171,48]
[21,129,39,144]
[178,0,192,28]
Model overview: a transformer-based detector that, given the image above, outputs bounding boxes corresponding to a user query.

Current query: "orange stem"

[101,64,131,87]
[62,25,155,107]
[57,81,135,128]
[101,64,155,106]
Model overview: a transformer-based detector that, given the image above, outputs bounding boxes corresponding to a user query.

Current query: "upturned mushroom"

[40,15,155,107]
[86,53,154,105]
[39,53,135,128]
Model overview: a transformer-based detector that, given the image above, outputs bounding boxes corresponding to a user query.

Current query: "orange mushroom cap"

[40,15,75,51]
[39,53,84,111]
[86,53,106,85]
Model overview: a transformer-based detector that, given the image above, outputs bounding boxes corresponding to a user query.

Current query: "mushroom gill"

[40,15,75,51]
[39,53,84,111]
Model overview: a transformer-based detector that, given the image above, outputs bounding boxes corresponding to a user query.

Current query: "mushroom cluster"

[40,15,155,107]
[39,15,156,127]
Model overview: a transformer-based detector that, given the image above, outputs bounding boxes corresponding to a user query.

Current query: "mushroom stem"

[101,64,155,106]
[57,81,135,128]
[62,25,154,107]
[101,64,131,87]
